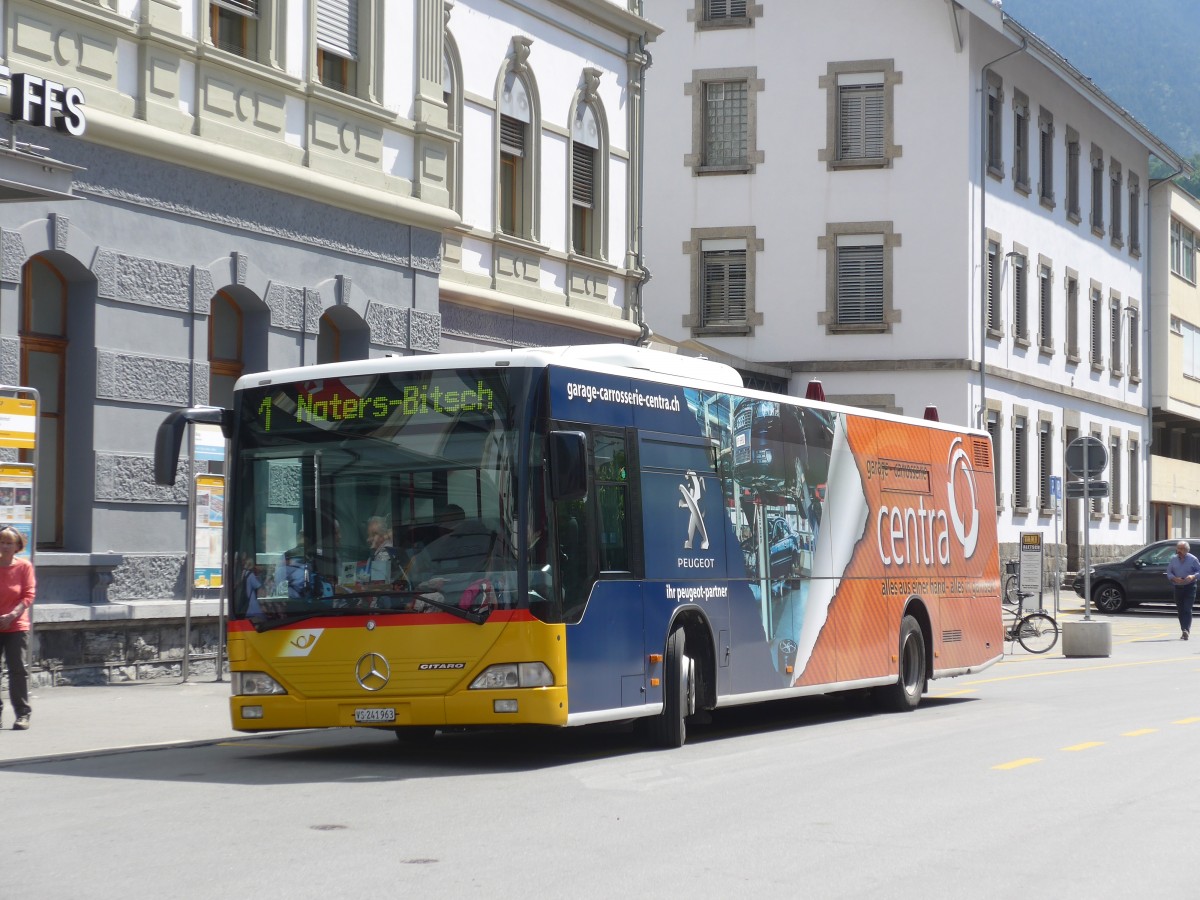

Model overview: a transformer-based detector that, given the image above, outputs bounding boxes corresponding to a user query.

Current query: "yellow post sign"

[0,396,36,450]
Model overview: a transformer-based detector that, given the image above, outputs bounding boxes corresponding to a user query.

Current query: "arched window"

[496,40,540,241]
[20,257,68,548]
[209,290,244,409]
[318,306,370,364]
[444,31,464,213]
[570,91,607,260]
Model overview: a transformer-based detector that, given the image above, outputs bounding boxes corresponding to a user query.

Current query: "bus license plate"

[354,707,396,723]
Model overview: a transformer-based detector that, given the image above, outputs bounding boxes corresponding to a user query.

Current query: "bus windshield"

[230,368,551,626]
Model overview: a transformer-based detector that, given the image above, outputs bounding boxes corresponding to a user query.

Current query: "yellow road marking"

[972,657,1197,686]
[930,688,978,697]
[1122,729,1157,737]
[992,758,1042,770]
[1062,742,1104,752]
[1173,717,1200,725]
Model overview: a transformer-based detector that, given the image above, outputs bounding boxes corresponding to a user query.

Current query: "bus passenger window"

[595,433,628,572]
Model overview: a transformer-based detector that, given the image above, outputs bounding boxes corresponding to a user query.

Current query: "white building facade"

[640,0,1185,567]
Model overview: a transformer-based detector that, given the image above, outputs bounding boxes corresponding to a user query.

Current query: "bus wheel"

[649,628,695,748]
[875,615,925,712]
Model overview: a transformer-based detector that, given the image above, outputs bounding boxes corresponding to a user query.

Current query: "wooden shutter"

[317,0,358,59]
[836,243,884,324]
[839,84,883,159]
[500,115,525,157]
[702,250,747,325]
[572,142,594,208]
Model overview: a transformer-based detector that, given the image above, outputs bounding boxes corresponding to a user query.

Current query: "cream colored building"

[1150,181,1200,538]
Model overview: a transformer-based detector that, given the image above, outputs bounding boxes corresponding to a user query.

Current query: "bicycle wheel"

[1016,613,1059,654]
[1003,574,1018,605]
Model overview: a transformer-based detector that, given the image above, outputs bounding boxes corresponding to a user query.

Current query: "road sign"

[1050,475,1061,501]
[1065,480,1109,500]
[1065,436,1108,478]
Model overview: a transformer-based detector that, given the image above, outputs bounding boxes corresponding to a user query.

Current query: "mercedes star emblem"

[355,652,390,691]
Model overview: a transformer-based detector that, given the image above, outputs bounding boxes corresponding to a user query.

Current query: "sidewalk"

[0,677,248,765]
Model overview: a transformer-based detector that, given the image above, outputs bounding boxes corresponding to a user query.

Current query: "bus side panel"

[796,416,1001,686]
[564,582,647,714]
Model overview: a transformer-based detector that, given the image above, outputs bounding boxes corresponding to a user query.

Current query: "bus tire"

[875,615,925,713]
[649,627,694,748]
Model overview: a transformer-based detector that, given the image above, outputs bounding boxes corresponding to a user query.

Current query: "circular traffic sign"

[1065,436,1108,477]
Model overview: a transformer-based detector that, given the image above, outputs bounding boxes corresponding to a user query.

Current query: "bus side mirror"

[548,430,587,502]
[154,407,232,486]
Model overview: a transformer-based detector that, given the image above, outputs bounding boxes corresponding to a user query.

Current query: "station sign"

[0,65,87,136]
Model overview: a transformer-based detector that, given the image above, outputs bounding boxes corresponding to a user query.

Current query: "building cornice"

[440,279,640,338]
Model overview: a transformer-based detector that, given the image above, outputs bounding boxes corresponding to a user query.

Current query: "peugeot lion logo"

[355,652,390,691]
[678,470,710,550]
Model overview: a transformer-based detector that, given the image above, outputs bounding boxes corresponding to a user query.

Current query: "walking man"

[1165,540,1200,641]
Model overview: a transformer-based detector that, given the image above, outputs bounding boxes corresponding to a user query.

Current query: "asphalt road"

[4,609,1198,899]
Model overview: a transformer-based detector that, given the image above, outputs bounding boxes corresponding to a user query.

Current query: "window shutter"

[836,244,884,324]
[213,0,258,16]
[839,84,883,159]
[705,0,747,18]
[572,142,595,208]
[317,0,358,60]
[500,115,525,157]
[702,250,747,325]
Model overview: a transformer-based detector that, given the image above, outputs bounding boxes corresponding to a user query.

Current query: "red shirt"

[0,557,36,633]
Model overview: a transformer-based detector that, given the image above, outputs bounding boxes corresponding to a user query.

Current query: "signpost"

[1065,436,1108,622]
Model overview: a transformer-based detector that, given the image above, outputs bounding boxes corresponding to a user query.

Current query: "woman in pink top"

[0,526,36,730]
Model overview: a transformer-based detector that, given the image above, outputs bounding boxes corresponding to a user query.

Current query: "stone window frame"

[1037,410,1055,517]
[1128,437,1141,520]
[985,399,1003,511]
[689,0,762,30]
[684,67,765,176]
[444,28,464,214]
[1012,89,1031,195]
[1011,405,1030,515]
[819,60,902,171]
[1128,172,1141,257]
[1089,426,1104,519]
[567,74,610,262]
[985,70,1005,181]
[817,221,901,335]
[310,0,382,104]
[1108,428,1123,518]
[1109,157,1124,249]
[1064,266,1080,362]
[682,225,764,337]
[1090,143,1105,237]
[1037,254,1054,356]
[1065,126,1081,224]
[1127,297,1141,383]
[1089,279,1104,372]
[1010,241,1030,347]
[1108,289,1123,377]
[1037,106,1055,210]
[205,0,285,69]
[493,40,543,244]
[985,228,1003,339]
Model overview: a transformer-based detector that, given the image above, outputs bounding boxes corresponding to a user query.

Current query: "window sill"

[1039,194,1056,211]
[1129,514,1142,524]
[1091,224,1106,239]
[1038,343,1054,357]
[695,163,753,176]
[1111,236,1125,251]
[697,16,753,29]
[694,324,751,337]
[1014,506,1031,516]
[986,327,1005,341]
[987,164,1005,182]
[1039,507,1055,518]
[830,157,890,171]
[828,323,889,335]
[1066,351,1081,364]
[1014,180,1031,197]
[1014,335,1031,349]
[1091,363,1105,374]
[1067,211,1082,225]
[1129,373,1142,385]
[1130,245,1142,259]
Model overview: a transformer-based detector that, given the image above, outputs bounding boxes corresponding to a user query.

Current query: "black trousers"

[0,630,30,718]
[1173,584,1196,634]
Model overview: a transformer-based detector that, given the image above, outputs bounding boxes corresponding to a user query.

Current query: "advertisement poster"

[0,396,36,450]
[194,474,225,588]
[0,464,34,559]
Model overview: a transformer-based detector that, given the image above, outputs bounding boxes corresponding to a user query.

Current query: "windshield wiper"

[251,589,490,631]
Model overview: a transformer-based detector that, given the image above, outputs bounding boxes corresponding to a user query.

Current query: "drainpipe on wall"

[632,12,653,347]
[977,36,1027,428]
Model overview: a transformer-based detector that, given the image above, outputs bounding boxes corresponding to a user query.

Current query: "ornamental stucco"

[95,452,193,504]
[95,350,200,407]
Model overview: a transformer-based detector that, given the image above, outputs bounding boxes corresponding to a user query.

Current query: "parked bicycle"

[1003,589,1059,654]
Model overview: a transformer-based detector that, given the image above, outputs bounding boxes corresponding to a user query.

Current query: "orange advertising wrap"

[794,416,1002,687]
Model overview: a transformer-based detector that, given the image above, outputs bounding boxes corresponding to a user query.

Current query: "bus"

[154,344,1003,747]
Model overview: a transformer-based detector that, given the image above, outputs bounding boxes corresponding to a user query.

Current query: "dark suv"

[1073,539,1200,613]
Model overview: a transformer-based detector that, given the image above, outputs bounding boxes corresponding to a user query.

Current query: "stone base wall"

[22,617,226,687]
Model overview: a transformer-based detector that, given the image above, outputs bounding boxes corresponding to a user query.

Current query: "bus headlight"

[232,671,287,696]
[470,663,554,690]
